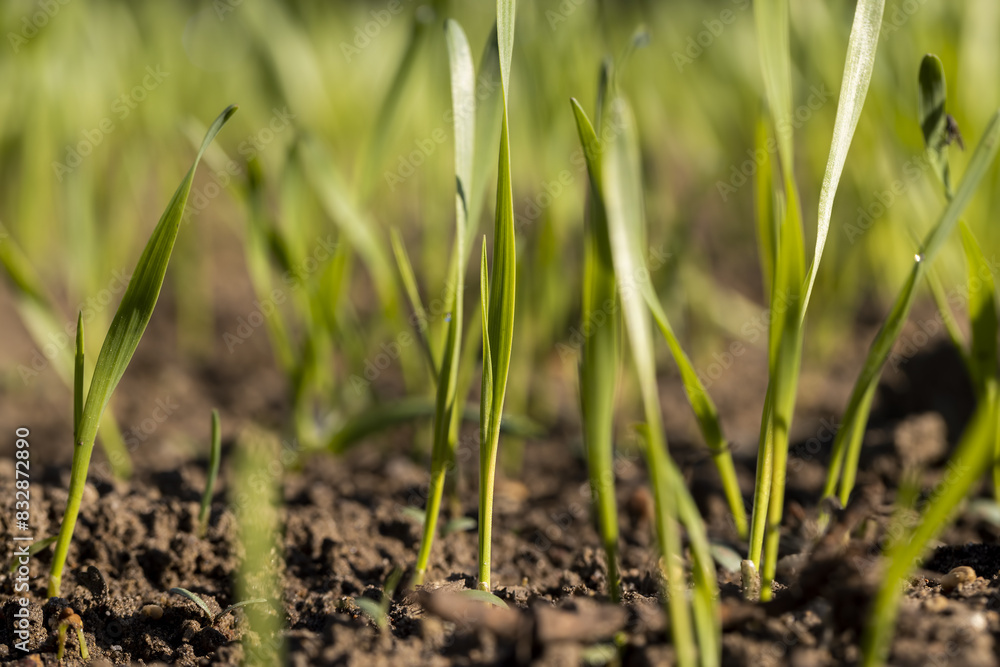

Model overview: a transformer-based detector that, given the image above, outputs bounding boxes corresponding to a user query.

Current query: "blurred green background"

[2,0,998,459]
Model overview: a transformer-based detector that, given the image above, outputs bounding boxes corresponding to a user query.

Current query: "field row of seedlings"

[3,0,1000,664]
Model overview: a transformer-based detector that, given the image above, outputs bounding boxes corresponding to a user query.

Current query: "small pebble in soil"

[141,603,164,620]
[940,565,977,593]
[627,486,654,526]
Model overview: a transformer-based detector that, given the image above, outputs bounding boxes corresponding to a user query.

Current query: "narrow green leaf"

[170,587,213,619]
[390,227,437,375]
[217,598,269,623]
[78,105,238,448]
[572,95,621,598]
[921,110,1000,261]
[754,0,793,173]
[198,409,222,538]
[413,18,478,584]
[468,26,503,252]
[824,109,1000,506]
[603,94,696,667]
[496,0,516,102]
[802,0,885,312]
[73,312,84,443]
[754,118,777,297]
[457,588,509,608]
[354,597,388,628]
[478,0,518,592]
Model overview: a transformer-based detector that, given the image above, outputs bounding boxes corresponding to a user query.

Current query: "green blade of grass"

[170,587,213,619]
[571,96,622,600]
[73,312,84,442]
[48,105,238,598]
[390,227,438,376]
[413,17,476,586]
[603,93,696,667]
[198,409,222,538]
[477,0,518,593]
[861,397,998,666]
[802,0,885,312]
[823,109,1000,510]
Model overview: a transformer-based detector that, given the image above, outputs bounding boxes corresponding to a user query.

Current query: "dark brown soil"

[3,238,1000,665]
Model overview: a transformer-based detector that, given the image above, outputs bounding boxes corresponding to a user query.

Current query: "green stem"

[48,440,95,597]
[477,444,499,591]
[747,384,775,566]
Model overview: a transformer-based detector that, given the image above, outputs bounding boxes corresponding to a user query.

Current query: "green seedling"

[745,0,885,601]
[571,32,743,607]
[55,606,88,661]
[353,568,403,630]
[198,409,222,538]
[170,587,269,626]
[411,17,477,587]
[820,107,1000,517]
[477,0,518,593]
[862,397,998,665]
[48,106,237,598]
[601,86,715,666]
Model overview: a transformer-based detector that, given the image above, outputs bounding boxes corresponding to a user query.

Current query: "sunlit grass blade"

[603,93,698,667]
[477,0,518,593]
[390,227,438,376]
[571,96,621,600]
[73,312,84,442]
[801,0,885,312]
[467,26,502,253]
[750,0,884,601]
[412,17,476,587]
[861,397,998,666]
[823,109,1000,510]
[198,409,222,538]
[48,104,238,598]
